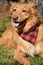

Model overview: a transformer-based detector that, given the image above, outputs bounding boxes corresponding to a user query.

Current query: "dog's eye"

[13,9,16,11]
[22,10,26,12]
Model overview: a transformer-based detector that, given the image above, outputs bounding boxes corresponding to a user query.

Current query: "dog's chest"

[19,24,39,44]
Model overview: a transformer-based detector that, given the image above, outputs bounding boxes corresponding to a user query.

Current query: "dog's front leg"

[14,45,31,65]
[13,29,36,56]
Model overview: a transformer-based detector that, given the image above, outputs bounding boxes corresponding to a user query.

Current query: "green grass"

[0,46,22,65]
[0,46,43,65]
[0,5,43,65]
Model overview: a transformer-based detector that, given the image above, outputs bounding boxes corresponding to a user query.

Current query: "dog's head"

[10,2,38,33]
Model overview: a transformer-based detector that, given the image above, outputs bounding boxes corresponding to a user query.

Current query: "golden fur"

[0,1,43,65]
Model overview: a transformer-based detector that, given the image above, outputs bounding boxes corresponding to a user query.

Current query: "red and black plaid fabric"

[20,23,40,44]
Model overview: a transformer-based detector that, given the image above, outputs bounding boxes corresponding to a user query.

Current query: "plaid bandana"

[19,23,40,44]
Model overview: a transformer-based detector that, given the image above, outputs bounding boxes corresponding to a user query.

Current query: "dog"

[0,1,43,65]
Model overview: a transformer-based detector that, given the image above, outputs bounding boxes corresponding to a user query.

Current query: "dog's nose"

[13,16,18,21]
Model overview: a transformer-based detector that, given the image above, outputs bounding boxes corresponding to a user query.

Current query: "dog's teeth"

[14,23,19,27]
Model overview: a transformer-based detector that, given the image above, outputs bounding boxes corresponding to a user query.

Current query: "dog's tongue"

[14,23,19,27]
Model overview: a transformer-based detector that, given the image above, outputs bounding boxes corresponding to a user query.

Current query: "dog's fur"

[0,1,43,65]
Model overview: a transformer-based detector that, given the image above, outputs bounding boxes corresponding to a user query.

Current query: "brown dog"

[10,1,43,57]
[0,1,43,65]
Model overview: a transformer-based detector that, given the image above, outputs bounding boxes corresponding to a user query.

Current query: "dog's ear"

[30,7,38,16]
[28,1,38,9]
[9,2,17,19]
[7,1,12,18]
[9,1,17,6]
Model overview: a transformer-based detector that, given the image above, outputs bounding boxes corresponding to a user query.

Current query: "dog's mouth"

[14,22,20,27]
[13,19,28,28]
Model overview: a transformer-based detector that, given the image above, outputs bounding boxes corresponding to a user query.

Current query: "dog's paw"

[29,46,36,57]
[27,44,36,57]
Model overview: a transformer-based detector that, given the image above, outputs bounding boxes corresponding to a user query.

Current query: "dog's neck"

[19,23,40,45]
